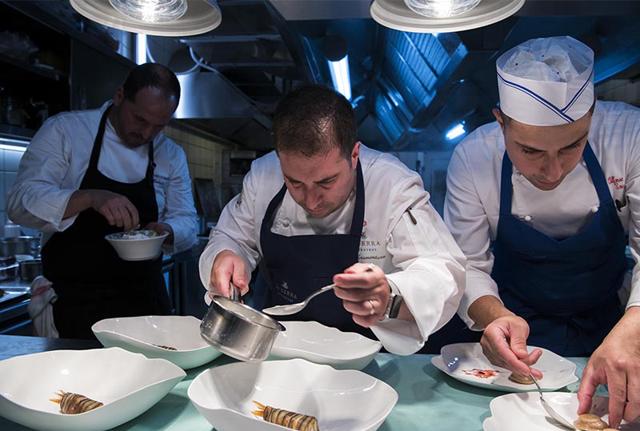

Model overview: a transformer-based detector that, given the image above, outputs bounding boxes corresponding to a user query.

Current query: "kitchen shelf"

[0,54,67,82]
[0,124,35,140]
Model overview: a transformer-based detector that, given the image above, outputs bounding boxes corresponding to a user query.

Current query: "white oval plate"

[188,358,398,431]
[92,315,222,369]
[431,342,578,392]
[486,392,640,430]
[0,347,185,431]
[269,321,382,370]
[370,0,525,33]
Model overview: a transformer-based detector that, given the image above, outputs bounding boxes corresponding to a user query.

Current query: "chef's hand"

[481,315,543,379]
[578,307,640,428]
[145,222,173,244]
[333,263,391,327]
[209,250,249,299]
[90,190,139,231]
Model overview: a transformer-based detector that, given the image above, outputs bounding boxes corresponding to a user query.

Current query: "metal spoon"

[261,283,336,316]
[530,374,574,430]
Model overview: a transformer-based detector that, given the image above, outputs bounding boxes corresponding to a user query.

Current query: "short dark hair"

[273,85,356,159]
[122,63,181,103]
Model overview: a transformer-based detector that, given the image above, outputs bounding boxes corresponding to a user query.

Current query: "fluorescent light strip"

[136,33,148,65]
[0,138,28,152]
[327,55,352,100]
[445,123,466,140]
[0,143,27,152]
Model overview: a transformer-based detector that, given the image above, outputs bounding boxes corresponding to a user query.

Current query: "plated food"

[51,391,103,415]
[252,401,320,431]
[508,373,535,385]
[574,413,610,431]
[432,343,577,392]
[104,230,168,261]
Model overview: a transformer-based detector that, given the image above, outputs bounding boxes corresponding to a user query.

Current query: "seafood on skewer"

[50,390,103,414]
[152,344,177,350]
[252,401,320,431]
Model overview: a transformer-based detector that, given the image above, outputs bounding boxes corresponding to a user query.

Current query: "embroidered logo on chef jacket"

[608,176,624,190]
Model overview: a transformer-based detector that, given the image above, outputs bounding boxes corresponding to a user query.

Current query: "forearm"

[468,295,515,329]
[63,190,93,219]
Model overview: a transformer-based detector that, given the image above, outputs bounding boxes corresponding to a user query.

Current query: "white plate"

[431,342,578,392]
[188,358,398,431]
[0,347,185,431]
[92,315,222,369]
[486,392,640,430]
[370,0,525,33]
[269,321,382,370]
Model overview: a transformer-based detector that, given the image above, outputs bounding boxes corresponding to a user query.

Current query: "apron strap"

[582,142,614,205]
[498,152,514,217]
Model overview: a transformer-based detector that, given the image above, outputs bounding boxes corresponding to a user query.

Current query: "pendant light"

[69,0,221,37]
[370,0,525,33]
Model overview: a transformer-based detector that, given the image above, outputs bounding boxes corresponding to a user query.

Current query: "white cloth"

[497,36,594,126]
[199,145,467,355]
[445,101,640,329]
[6,102,198,254]
[27,276,59,338]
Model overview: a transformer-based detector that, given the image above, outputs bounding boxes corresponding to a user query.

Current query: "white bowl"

[105,230,169,261]
[188,358,398,431]
[0,347,185,431]
[92,315,222,369]
[270,321,382,370]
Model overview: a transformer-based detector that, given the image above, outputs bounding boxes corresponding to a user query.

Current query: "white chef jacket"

[7,102,198,254]
[199,144,466,355]
[445,101,640,329]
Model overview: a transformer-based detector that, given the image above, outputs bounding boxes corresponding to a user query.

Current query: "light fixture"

[0,137,28,152]
[323,35,352,100]
[370,0,525,33]
[404,0,481,18]
[445,123,466,140]
[69,0,221,37]
[136,34,148,64]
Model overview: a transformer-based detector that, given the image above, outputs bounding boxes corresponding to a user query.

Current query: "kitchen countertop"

[0,334,589,431]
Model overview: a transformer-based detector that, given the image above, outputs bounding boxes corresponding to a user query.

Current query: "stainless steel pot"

[0,263,19,281]
[200,287,285,362]
[19,258,42,282]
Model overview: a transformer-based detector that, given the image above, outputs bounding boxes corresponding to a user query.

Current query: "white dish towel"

[27,276,59,338]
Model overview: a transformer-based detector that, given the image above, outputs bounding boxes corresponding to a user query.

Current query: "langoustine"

[50,390,103,414]
[252,401,320,431]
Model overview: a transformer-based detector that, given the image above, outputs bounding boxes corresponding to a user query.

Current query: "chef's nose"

[543,156,563,182]
[304,188,321,211]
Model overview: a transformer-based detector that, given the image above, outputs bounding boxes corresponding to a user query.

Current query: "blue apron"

[491,143,625,356]
[258,161,374,338]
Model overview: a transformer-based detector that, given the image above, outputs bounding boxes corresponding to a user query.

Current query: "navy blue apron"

[491,143,625,356]
[42,107,170,339]
[259,161,374,338]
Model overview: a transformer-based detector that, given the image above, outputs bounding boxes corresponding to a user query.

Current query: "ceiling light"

[327,56,352,100]
[69,0,221,37]
[370,0,525,33]
[109,0,187,23]
[405,0,481,18]
[445,123,466,140]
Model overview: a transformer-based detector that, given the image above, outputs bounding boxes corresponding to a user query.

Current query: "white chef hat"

[496,36,594,126]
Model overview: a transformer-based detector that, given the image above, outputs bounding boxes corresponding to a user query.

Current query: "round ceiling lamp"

[370,0,525,33]
[69,0,221,37]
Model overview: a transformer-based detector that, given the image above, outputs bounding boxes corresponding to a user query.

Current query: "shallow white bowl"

[92,315,222,369]
[188,358,398,431]
[0,347,185,431]
[270,321,382,370]
[105,230,168,261]
[432,342,577,392]
[486,392,640,430]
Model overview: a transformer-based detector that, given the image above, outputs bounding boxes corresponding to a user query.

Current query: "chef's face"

[111,86,177,148]
[495,108,592,191]
[278,143,360,218]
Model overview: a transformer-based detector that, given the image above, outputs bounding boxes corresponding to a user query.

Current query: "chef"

[199,85,466,355]
[445,36,640,427]
[7,63,198,339]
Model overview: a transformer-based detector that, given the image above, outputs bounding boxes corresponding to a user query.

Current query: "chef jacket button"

[524,215,532,222]
[282,219,290,227]
[591,206,599,213]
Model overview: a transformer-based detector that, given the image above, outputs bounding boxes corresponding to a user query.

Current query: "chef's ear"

[493,108,506,131]
[112,87,124,106]
[350,142,361,169]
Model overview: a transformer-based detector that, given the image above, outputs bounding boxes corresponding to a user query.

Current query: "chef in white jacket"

[7,63,198,339]
[445,36,640,427]
[200,85,466,355]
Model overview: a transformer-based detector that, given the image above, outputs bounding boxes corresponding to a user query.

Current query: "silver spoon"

[262,283,336,316]
[530,374,574,430]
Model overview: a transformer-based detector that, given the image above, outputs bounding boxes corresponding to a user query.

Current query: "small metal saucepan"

[200,285,285,362]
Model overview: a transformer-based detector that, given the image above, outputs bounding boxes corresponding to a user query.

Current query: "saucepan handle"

[229,282,240,302]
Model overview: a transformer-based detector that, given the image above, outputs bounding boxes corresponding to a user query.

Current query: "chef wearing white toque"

[445,36,640,427]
